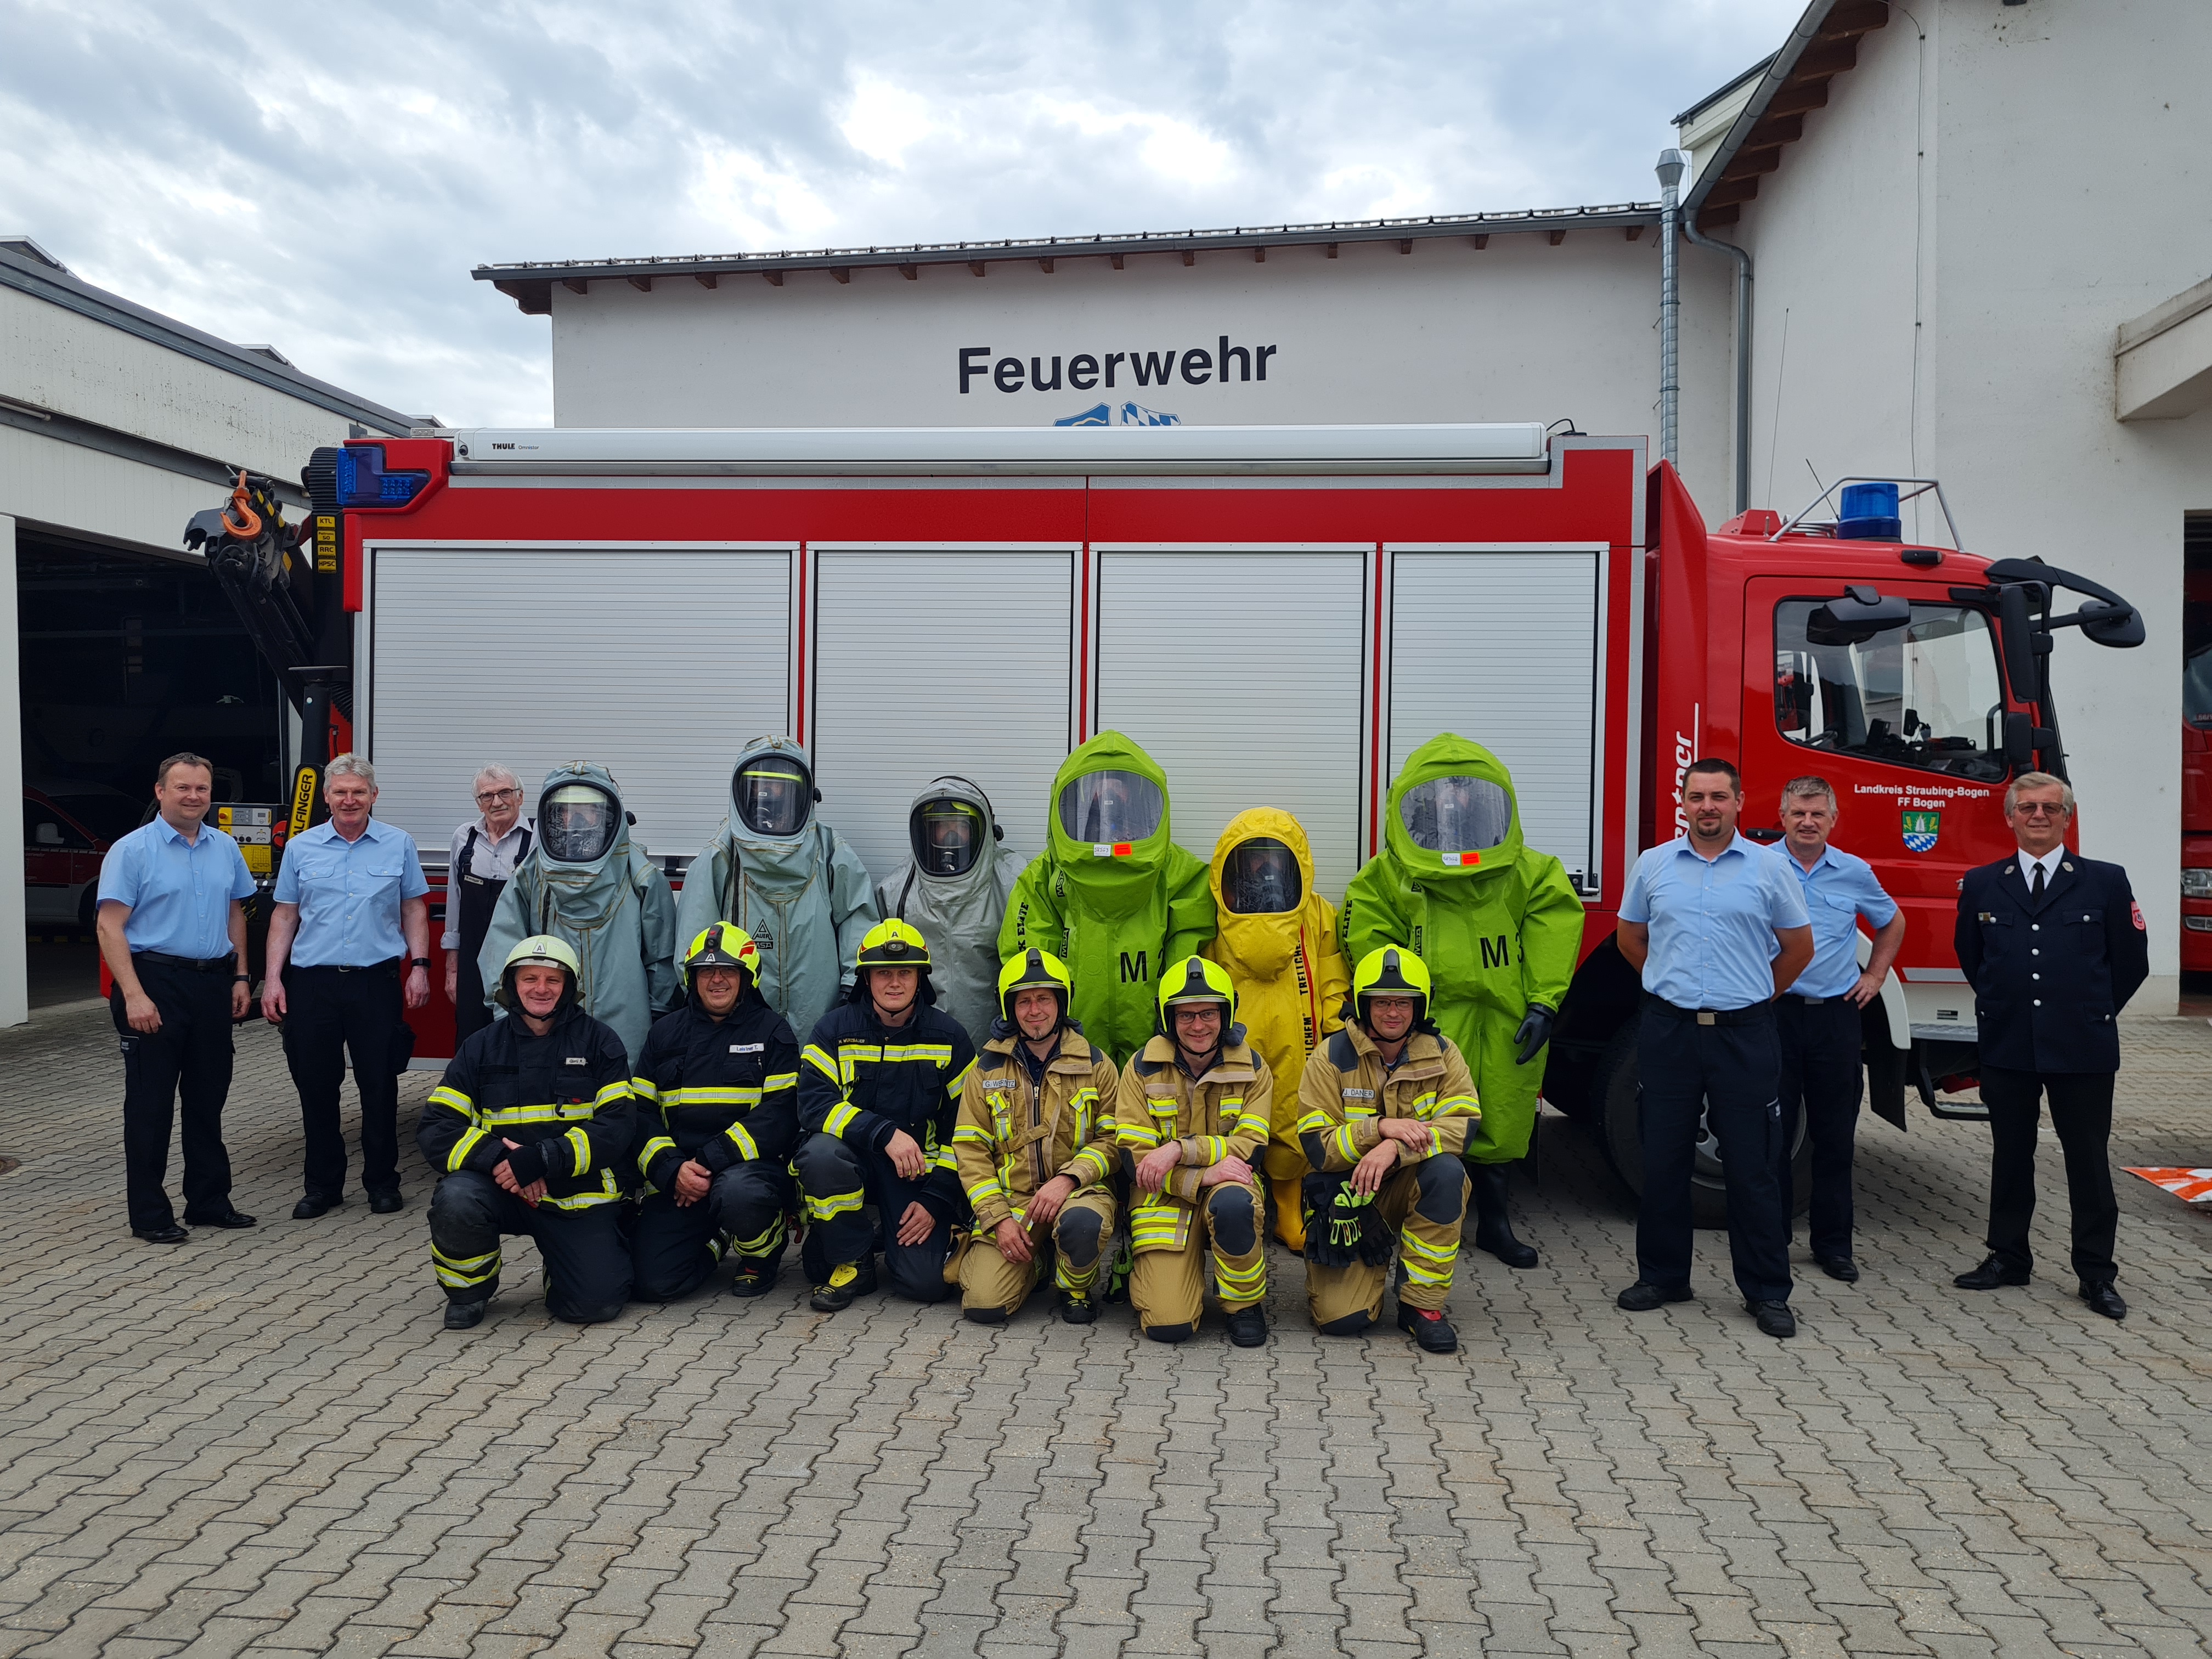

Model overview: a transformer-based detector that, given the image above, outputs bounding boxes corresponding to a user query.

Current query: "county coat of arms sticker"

[1901,810,1942,852]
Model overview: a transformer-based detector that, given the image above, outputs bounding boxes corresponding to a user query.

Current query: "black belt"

[1649,996,1772,1028]
[293,958,403,975]
[134,951,236,974]
[1786,992,1841,1006]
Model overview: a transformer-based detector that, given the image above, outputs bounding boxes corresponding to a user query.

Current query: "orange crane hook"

[218,469,262,540]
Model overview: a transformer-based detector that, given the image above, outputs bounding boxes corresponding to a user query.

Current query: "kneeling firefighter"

[876,777,1019,1049]
[951,949,1122,1325]
[999,731,1215,1063]
[478,763,679,1069]
[1341,735,1581,1268]
[629,924,803,1302]
[1201,808,1350,1250]
[1113,957,1272,1348]
[418,936,636,1329]
[675,736,879,1046]
[1296,946,1478,1354]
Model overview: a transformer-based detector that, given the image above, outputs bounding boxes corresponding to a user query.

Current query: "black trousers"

[283,962,404,1199]
[428,1171,631,1322]
[794,1132,955,1302]
[631,1162,793,1301]
[1635,1002,1793,1305]
[1980,1065,2119,1285]
[112,961,236,1232]
[1776,997,1864,1260]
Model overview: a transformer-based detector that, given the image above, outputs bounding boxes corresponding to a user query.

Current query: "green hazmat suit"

[1341,733,1584,1165]
[997,731,1216,1063]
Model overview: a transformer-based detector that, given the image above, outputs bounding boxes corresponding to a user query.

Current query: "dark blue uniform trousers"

[1981,1066,2118,1285]
[1776,996,1863,1261]
[794,1133,954,1303]
[1636,1001,1793,1305]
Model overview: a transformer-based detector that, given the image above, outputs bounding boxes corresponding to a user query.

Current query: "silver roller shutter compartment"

[366,547,791,861]
[1388,550,1599,885]
[1094,551,1366,900]
[811,549,1072,884]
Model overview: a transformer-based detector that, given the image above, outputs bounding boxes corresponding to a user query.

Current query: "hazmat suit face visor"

[539,783,619,864]
[733,757,812,839]
[911,797,985,878]
[1398,776,1514,855]
[1222,837,1301,915]
[1057,770,1163,847]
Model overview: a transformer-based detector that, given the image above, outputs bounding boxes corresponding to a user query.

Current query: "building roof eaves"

[1672,54,1778,128]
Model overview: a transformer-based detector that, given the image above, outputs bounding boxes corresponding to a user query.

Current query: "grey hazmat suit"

[477,761,679,1068]
[673,735,879,1045]
[873,777,1020,1049]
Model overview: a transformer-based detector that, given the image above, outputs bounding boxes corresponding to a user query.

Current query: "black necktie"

[2031,862,2046,904]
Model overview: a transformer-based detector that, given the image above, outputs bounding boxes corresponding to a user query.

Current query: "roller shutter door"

[811,549,1073,886]
[1387,549,1600,886]
[1094,550,1367,900]
[365,546,792,861]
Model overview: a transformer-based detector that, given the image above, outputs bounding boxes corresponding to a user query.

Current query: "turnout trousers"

[1635,1001,1793,1306]
[112,959,237,1233]
[958,1189,1118,1317]
[1306,1154,1470,1331]
[630,1162,794,1301]
[283,961,404,1200]
[793,1132,956,1303]
[1775,996,1864,1261]
[428,1170,630,1323]
[1980,1065,2118,1286]
[1127,1178,1266,1338]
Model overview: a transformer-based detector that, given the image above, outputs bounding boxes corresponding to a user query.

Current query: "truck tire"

[1596,1014,1812,1229]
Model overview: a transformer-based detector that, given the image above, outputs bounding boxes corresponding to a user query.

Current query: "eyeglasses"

[2012,802,2069,817]
[475,788,522,806]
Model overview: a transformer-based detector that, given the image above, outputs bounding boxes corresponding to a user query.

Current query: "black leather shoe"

[369,1191,404,1215]
[1395,1301,1459,1354]
[1747,1300,1797,1339]
[2079,1283,2126,1321]
[1815,1255,1859,1283]
[1224,1304,1268,1347]
[1616,1281,1694,1312]
[292,1194,342,1220]
[184,1208,256,1229]
[443,1301,488,1331]
[1954,1255,2029,1290]
[133,1223,189,1244]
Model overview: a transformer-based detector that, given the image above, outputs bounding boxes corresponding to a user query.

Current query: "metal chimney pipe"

[1656,149,1686,469]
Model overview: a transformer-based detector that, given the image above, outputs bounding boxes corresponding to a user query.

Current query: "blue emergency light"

[334,444,430,508]
[1836,481,1901,540]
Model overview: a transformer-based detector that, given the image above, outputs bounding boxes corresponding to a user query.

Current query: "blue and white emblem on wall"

[1055,402,1181,427]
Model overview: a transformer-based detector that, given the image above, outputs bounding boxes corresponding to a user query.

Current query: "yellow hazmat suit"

[1200,809,1348,1248]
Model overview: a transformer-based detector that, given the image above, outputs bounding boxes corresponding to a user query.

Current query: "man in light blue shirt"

[94,752,258,1243]
[1775,777,1905,1285]
[1613,758,1814,1338]
[263,755,431,1218]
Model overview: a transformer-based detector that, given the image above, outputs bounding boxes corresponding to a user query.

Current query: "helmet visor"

[734,757,812,838]
[1398,776,1514,855]
[539,783,619,863]
[1057,770,1163,845]
[1223,837,1301,915]
[911,797,984,878]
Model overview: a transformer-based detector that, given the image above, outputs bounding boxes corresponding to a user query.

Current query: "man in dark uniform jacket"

[1953,772,2149,1319]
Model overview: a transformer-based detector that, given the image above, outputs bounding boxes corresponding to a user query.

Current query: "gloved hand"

[503,1138,550,1187]
[1513,1002,1556,1066]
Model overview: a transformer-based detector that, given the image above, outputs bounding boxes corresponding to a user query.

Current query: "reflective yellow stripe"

[565,1126,591,1177]
[1213,1255,1266,1300]
[951,1124,992,1145]
[730,1213,784,1256]
[1400,1228,1459,1265]
[929,1149,960,1172]
[965,1177,1006,1204]
[668,1085,763,1108]
[803,1044,842,1081]
[1116,1122,1161,1148]
[480,1103,601,1126]
[1071,1147,1113,1182]
[763,1070,799,1092]
[629,1076,661,1103]
[447,1126,488,1173]
[1436,1094,1480,1118]
[1411,1091,1440,1121]
[428,1085,475,1118]
[594,1080,629,1109]
[1295,1108,1335,1134]
[1199,1136,1228,1164]
[432,1243,500,1288]
[637,1134,676,1177]
[944,1059,975,1098]
[1331,1124,1361,1163]
[825,1103,860,1138]
[1235,1113,1271,1139]
[805,1188,865,1221]
[538,1169,622,1210]
[882,1043,955,1065]
[726,1122,761,1163]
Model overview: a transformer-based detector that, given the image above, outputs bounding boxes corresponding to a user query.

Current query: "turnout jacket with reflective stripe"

[952,1024,1120,1233]
[1296,1023,1479,1172]
[630,994,801,1193]
[1109,1032,1271,1253]
[800,999,977,1220]
[417,1004,636,1209]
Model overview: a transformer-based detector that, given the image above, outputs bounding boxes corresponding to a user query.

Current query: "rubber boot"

[1469,1161,1538,1268]
[1270,1177,1306,1251]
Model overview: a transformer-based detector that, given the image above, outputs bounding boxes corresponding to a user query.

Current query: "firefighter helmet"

[682,922,759,985]
[856,917,932,973]
[1156,955,1237,1029]
[498,934,580,1014]
[1350,945,1431,1027]
[996,947,1073,1026]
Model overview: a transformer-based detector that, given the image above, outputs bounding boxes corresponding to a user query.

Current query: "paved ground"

[2,1003,2210,1659]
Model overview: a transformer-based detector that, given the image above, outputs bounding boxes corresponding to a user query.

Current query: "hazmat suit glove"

[1513,1003,1557,1066]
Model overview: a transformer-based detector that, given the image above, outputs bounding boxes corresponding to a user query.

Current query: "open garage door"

[1093,549,1368,899]
[363,546,793,860]
[1387,548,1602,889]
[811,546,1074,884]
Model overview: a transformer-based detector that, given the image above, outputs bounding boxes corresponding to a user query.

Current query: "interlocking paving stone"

[3,1001,2211,1655]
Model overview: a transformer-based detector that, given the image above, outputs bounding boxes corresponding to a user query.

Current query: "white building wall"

[0,514,22,1027]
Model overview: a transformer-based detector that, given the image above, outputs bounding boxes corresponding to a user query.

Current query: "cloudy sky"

[2,1,1798,426]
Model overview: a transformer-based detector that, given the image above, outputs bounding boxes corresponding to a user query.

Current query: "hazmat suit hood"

[1381,732,1527,885]
[874,776,1019,1049]
[1042,731,1178,921]
[477,761,679,1068]
[674,735,880,1042]
[1206,807,1322,981]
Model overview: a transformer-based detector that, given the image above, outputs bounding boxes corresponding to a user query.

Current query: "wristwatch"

[409,957,432,970]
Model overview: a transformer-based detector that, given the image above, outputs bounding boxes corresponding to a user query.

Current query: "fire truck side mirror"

[2002,711,2035,769]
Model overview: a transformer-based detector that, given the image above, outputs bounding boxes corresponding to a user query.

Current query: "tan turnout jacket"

[952,1027,1120,1234]
[1110,1032,1272,1254]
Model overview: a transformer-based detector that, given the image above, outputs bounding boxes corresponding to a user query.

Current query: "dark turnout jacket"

[419,1003,635,1209]
[1955,853,2149,1074]
[800,995,977,1222]
[630,990,801,1193]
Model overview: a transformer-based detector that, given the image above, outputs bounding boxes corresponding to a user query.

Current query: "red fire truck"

[240,423,2141,1219]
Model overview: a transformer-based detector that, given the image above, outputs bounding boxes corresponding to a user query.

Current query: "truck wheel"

[1597,1015,1812,1228]
[77,884,98,932]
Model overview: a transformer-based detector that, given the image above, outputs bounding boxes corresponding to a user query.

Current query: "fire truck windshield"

[1774,599,2008,782]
